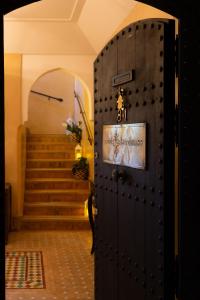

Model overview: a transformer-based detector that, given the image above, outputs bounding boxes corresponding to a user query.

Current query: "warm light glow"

[84,199,88,217]
[75,144,82,160]
[76,152,82,159]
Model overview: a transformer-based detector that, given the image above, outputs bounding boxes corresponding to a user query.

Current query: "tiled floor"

[6,230,94,300]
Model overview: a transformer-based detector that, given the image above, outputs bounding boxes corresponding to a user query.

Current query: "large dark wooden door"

[94,19,175,300]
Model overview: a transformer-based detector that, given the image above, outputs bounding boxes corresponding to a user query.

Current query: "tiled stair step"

[24,202,85,216]
[26,168,73,178]
[26,159,74,169]
[21,215,90,230]
[26,178,89,190]
[27,151,74,159]
[27,134,75,143]
[24,189,89,203]
[27,143,75,151]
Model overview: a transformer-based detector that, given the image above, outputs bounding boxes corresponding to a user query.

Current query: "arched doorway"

[27,69,77,134]
[2,1,200,300]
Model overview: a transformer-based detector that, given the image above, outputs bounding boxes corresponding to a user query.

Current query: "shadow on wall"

[27,69,75,134]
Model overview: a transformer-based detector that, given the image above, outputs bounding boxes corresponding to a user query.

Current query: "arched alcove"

[27,69,75,134]
[26,67,94,174]
[26,67,93,137]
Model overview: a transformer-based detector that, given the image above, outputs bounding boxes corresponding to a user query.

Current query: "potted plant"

[62,118,82,144]
[72,156,89,180]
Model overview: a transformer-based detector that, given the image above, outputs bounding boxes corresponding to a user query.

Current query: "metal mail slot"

[112,70,134,86]
[103,123,146,169]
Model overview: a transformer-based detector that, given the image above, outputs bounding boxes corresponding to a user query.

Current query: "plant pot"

[73,169,89,180]
[72,156,89,180]
[70,133,80,144]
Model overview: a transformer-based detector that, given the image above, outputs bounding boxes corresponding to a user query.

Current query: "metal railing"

[31,90,63,102]
[74,91,93,146]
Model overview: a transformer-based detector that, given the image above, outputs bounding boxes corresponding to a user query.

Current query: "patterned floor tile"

[6,251,45,289]
[6,230,94,300]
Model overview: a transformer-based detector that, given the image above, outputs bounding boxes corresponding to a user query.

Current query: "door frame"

[1,1,200,299]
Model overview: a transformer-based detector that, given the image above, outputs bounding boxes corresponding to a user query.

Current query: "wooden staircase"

[21,134,90,230]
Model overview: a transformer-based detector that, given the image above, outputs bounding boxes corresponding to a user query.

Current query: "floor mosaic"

[6,251,45,289]
[5,230,94,300]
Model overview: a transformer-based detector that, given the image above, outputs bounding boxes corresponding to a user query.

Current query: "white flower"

[66,118,74,126]
[65,129,71,135]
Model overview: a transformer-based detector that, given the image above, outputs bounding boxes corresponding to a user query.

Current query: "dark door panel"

[94,33,118,300]
[94,18,175,300]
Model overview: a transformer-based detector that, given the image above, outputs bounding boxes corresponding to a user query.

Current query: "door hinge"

[175,104,180,146]
[175,255,180,298]
[175,35,179,78]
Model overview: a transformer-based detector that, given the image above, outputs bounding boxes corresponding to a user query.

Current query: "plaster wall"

[4,54,22,218]
[115,1,176,34]
[27,69,75,134]
[3,20,95,55]
[22,55,95,124]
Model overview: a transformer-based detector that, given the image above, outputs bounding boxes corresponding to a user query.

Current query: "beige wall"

[22,55,95,123]
[78,0,135,54]
[4,21,95,55]
[4,54,22,220]
[4,0,135,56]
[114,2,176,35]
[27,69,75,134]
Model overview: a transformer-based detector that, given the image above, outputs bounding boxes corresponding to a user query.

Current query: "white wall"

[22,55,95,123]
[27,69,75,134]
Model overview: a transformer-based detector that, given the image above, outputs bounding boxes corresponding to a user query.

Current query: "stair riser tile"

[27,144,74,151]
[26,170,73,178]
[21,221,90,230]
[25,193,88,202]
[26,181,89,190]
[27,136,75,143]
[24,207,84,216]
[27,152,74,159]
[26,161,73,168]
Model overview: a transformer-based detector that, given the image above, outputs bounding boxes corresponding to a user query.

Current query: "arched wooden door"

[94,18,175,300]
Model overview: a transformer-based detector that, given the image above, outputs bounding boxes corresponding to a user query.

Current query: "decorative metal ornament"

[117,88,127,122]
[103,123,146,169]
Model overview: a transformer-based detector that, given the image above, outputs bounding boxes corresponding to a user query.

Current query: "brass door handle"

[111,168,127,183]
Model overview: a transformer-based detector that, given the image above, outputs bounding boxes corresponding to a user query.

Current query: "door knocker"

[117,88,127,122]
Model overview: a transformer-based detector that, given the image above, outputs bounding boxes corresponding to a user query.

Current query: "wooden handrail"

[74,91,93,146]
